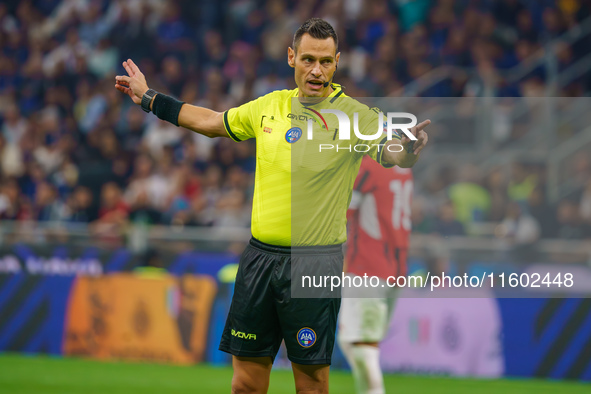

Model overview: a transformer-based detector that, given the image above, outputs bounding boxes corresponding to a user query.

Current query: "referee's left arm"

[382,119,430,168]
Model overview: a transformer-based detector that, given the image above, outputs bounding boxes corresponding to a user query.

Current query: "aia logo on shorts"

[297,327,316,348]
[285,127,302,143]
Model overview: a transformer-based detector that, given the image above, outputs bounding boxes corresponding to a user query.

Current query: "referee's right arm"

[174,105,227,138]
[115,59,230,139]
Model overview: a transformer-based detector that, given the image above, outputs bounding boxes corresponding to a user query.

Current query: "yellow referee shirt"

[223,85,400,246]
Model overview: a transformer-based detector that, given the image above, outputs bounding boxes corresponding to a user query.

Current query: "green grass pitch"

[0,353,589,393]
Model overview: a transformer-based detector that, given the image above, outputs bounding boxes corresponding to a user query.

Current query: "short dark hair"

[293,18,338,53]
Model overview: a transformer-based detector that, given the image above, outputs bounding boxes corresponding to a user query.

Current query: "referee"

[116,18,428,394]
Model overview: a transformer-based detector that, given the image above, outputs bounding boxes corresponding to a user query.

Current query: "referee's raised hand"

[115,59,149,105]
[401,119,430,155]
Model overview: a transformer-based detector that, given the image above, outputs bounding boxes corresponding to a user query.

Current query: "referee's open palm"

[115,59,149,105]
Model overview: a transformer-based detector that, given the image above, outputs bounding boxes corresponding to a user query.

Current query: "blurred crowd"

[412,161,591,244]
[0,0,590,240]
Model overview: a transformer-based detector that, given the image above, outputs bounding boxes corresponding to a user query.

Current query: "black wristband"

[151,93,185,127]
[141,89,157,113]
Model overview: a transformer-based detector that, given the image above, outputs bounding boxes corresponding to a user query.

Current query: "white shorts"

[338,275,399,343]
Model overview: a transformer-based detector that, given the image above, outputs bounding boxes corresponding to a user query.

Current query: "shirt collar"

[293,84,343,106]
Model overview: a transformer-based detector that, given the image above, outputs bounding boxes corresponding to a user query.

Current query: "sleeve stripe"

[224,111,241,142]
[377,136,395,168]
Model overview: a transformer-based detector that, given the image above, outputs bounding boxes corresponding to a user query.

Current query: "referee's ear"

[287,47,296,68]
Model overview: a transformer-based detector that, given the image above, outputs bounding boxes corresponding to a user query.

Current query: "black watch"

[141,89,157,113]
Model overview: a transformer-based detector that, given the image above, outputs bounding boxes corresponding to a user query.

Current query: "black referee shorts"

[219,237,343,365]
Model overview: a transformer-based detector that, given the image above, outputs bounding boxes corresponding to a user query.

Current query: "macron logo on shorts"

[297,327,316,348]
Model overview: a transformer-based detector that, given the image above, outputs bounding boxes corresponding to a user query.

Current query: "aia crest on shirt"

[285,127,302,143]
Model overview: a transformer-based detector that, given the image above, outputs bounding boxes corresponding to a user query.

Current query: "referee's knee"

[231,356,272,394]
[231,375,266,394]
[293,363,329,394]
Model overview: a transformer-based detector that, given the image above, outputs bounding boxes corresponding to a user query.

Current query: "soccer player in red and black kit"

[338,154,413,394]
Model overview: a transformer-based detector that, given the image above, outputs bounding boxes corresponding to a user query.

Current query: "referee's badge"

[285,127,302,143]
[297,327,316,347]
